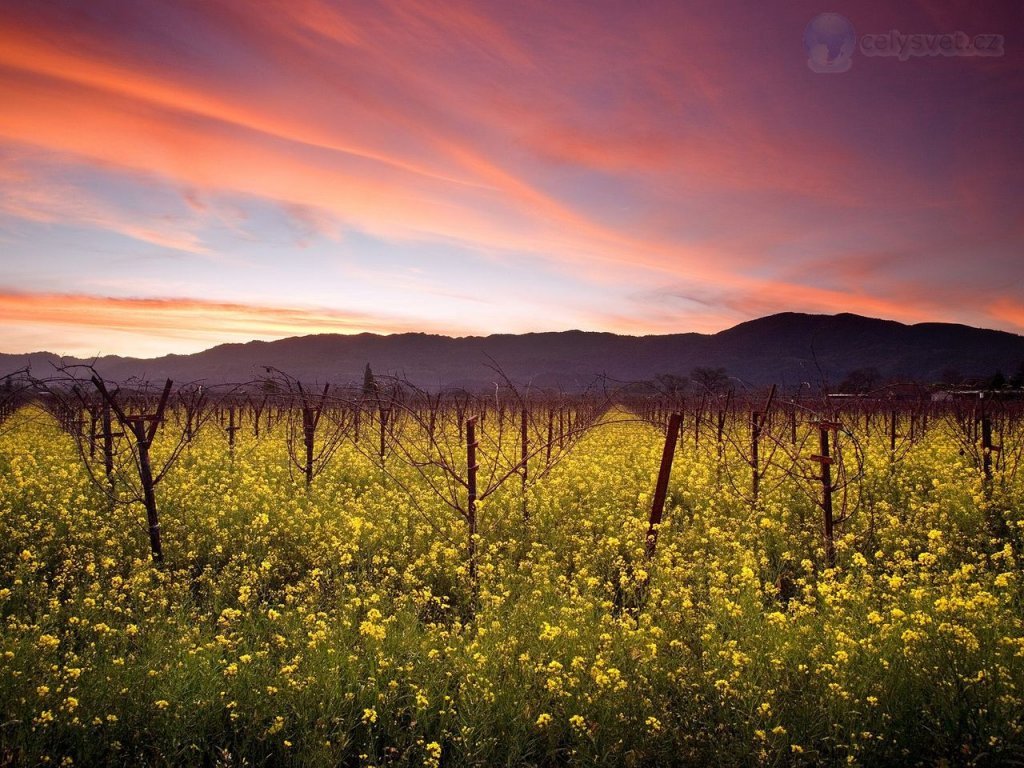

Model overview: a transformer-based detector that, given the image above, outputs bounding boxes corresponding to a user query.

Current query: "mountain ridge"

[3,312,1022,391]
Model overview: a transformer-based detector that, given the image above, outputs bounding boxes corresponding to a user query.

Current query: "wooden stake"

[646,412,681,558]
[466,416,479,582]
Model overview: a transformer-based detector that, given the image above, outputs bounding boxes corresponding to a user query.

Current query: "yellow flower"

[535,713,552,727]
[359,620,386,641]
[539,622,562,641]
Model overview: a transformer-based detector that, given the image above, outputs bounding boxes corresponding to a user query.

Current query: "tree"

[1009,361,1024,389]
[838,367,882,394]
[691,366,730,395]
[940,367,964,387]
[653,373,690,397]
[362,363,378,399]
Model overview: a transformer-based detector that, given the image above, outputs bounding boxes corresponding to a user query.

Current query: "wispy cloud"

[0,159,209,254]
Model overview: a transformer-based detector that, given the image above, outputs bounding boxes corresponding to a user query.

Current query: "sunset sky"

[0,0,1021,357]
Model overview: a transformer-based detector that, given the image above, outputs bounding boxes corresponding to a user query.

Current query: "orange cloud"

[988,299,1024,332]
[0,17,474,190]
[0,292,454,357]
[583,279,944,338]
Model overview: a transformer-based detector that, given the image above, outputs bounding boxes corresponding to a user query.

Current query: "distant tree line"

[837,361,1024,394]
[623,367,733,397]
[629,360,1024,398]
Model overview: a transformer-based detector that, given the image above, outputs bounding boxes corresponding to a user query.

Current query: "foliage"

[1,403,1022,766]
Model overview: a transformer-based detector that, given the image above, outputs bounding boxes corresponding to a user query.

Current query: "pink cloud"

[0,0,1019,348]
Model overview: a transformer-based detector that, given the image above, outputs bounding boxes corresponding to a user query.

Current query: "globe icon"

[804,13,856,73]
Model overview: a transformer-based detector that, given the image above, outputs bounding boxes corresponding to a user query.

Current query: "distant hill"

[2,313,1023,391]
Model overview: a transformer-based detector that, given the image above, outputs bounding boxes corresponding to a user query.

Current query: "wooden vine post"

[889,409,898,457]
[750,385,776,503]
[546,408,554,463]
[520,408,529,522]
[751,409,761,501]
[100,401,118,489]
[227,405,239,456]
[694,396,703,448]
[810,420,841,569]
[646,412,682,558]
[466,416,480,581]
[299,383,329,486]
[88,406,99,458]
[715,390,732,464]
[92,377,173,563]
[252,396,266,439]
[980,412,1001,499]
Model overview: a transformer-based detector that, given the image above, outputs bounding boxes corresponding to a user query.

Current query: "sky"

[0,0,1022,358]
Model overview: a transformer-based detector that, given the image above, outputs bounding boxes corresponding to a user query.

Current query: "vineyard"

[1,369,1023,766]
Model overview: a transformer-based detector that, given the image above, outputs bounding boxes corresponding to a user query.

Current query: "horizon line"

[2,309,1021,363]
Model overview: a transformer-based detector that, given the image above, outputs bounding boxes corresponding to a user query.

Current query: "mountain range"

[3,313,1023,392]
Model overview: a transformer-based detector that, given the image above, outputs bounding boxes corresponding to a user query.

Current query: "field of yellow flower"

[1,404,1022,766]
